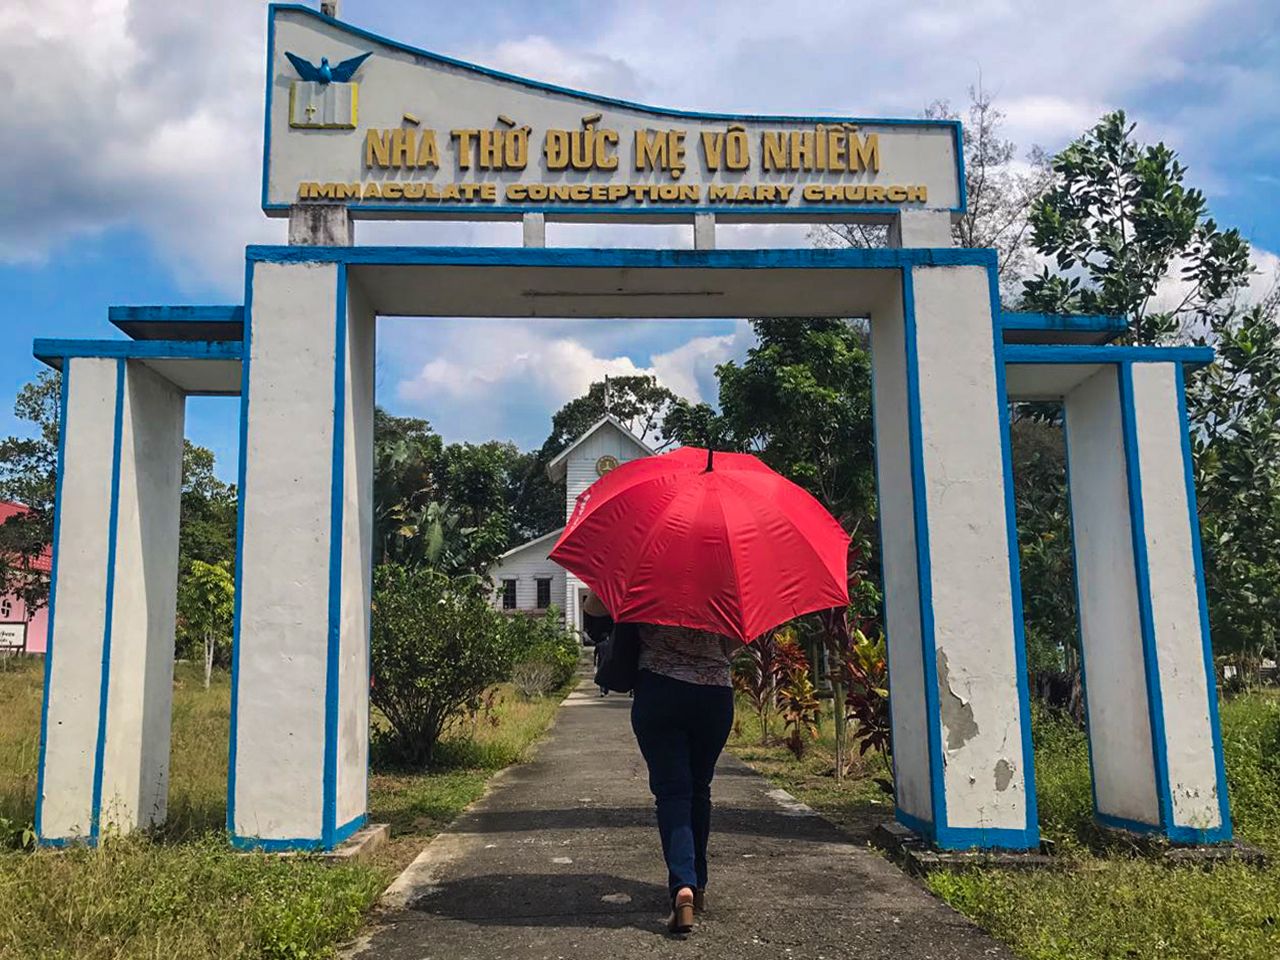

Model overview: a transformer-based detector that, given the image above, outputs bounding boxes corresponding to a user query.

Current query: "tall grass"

[0,659,570,959]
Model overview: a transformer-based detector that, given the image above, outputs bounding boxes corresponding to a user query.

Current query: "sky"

[1,0,1277,481]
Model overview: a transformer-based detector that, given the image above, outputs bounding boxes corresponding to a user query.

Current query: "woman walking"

[630,622,741,934]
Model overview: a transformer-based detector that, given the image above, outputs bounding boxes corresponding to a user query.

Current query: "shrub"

[504,608,580,692]
[370,565,525,766]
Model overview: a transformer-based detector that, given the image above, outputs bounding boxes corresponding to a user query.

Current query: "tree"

[176,560,234,688]
[179,441,237,572]
[667,318,876,529]
[816,83,1052,302]
[370,565,530,766]
[540,375,677,458]
[1024,109,1276,672]
[1023,110,1251,345]
[0,371,61,622]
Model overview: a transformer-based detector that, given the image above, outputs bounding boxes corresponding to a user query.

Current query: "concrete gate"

[32,3,1229,852]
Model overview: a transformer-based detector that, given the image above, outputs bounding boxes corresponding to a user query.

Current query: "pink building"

[0,501,51,655]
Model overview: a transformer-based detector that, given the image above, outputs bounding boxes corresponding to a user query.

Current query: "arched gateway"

[32,3,1230,852]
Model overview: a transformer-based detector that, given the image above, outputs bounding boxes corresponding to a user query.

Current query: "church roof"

[545,414,655,483]
[495,525,565,561]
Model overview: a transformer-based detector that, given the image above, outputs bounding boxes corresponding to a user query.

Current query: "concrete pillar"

[231,260,373,850]
[888,210,953,249]
[522,213,546,248]
[289,204,354,246]
[871,264,1037,850]
[1064,363,1230,842]
[37,358,184,844]
[693,213,716,250]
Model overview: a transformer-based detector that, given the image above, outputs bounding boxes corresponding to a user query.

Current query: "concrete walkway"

[347,679,1013,960]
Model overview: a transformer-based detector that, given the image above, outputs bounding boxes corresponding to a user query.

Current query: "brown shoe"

[668,887,695,934]
[693,887,706,913]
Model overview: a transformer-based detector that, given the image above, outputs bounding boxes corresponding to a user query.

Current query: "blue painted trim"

[230,833,326,852]
[900,266,947,837]
[322,264,349,849]
[89,359,126,841]
[895,806,934,841]
[1000,312,1127,333]
[932,825,1042,851]
[262,4,966,218]
[33,339,243,365]
[333,811,367,847]
[1117,365,1175,832]
[227,261,255,836]
[107,306,244,323]
[1096,811,1163,835]
[1060,405,1104,820]
[986,274,1041,845]
[34,369,71,844]
[229,812,367,853]
[1173,363,1233,842]
[1003,344,1215,369]
[245,245,998,270]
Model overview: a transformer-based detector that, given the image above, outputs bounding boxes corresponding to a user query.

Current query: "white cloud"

[651,321,754,402]
[0,0,280,288]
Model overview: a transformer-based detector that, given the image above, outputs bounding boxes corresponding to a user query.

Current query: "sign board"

[264,5,965,223]
[0,622,26,652]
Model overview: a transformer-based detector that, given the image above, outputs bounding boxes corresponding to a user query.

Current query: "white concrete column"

[231,259,373,850]
[873,264,1037,850]
[37,358,184,844]
[888,210,953,249]
[1064,363,1230,842]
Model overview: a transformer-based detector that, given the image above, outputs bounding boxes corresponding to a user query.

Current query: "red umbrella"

[549,447,850,643]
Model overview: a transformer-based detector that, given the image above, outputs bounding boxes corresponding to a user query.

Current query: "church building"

[489,415,654,636]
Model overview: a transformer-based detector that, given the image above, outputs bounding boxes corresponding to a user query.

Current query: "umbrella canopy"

[549,447,850,643]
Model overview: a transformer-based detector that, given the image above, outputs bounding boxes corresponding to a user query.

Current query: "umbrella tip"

[705,446,714,472]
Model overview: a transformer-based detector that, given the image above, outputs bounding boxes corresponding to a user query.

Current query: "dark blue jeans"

[630,669,734,902]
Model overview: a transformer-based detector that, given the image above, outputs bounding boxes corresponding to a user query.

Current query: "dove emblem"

[285,51,372,129]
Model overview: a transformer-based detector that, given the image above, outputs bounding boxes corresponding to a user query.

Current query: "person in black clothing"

[582,592,613,695]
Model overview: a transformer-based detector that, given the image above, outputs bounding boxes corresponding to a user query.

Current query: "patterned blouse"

[637,623,743,687]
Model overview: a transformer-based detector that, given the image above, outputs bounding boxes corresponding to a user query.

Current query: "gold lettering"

[724,128,749,170]
[450,129,478,170]
[595,129,619,170]
[827,130,846,171]
[389,129,414,168]
[507,184,527,201]
[365,129,391,168]
[441,183,461,200]
[403,183,425,199]
[635,129,666,171]
[850,133,880,172]
[866,185,886,202]
[886,185,907,202]
[477,129,503,169]
[416,129,439,168]
[506,128,529,168]
[701,131,724,170]
[382,182,403,200]
[544,129,570,170]
[363,182,381,199]
[337,182,361,200]
[790,131,816,171]
[802,185,824,201]
[480,183,497,201]
[776,185,793,202]
[761,132,787,171]
[710,184,733,202]
[906,185,928,203]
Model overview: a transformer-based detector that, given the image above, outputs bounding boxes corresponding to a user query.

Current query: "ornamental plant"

[370,564,525,766]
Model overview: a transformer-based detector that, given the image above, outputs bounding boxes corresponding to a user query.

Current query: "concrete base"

[873,821,1056,875]
[1097,824,1267,867]
[322,823,390,864]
